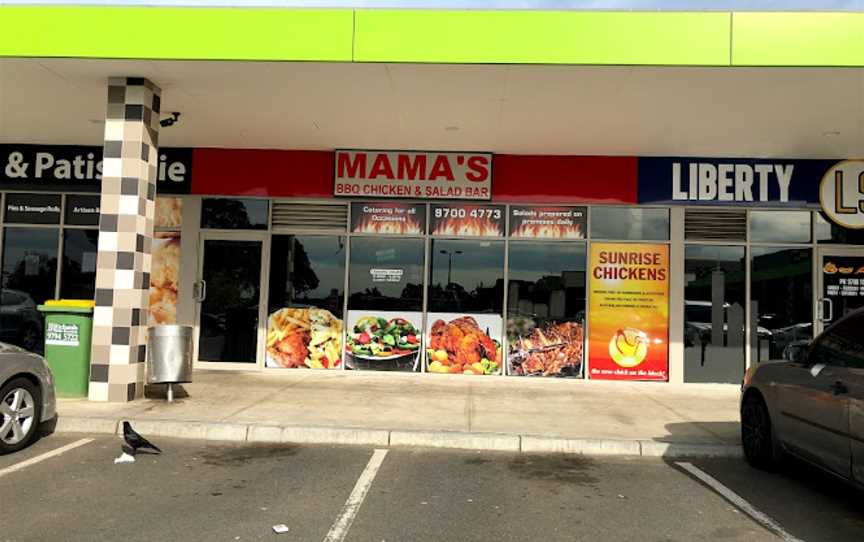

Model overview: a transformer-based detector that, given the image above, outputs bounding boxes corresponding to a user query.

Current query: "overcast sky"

[2,0,862,9]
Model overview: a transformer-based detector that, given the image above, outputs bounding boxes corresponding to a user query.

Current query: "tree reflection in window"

[428,240,504,313]
[201,198,268,230]
[348,237,424,311]
[269,235,345,317]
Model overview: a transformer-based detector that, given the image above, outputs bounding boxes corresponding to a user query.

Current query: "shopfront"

[640,157,864,383]
[0,144,192,353]
[3,145,863,386]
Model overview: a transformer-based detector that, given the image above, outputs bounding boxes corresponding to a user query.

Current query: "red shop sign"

[334,150,492,201]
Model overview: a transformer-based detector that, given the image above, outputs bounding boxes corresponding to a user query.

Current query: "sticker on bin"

[46,322,80,346]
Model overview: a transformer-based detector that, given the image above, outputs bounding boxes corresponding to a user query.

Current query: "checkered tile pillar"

[88,77,161,402]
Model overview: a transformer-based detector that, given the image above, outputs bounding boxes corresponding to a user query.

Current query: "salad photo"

[345,311,422,371]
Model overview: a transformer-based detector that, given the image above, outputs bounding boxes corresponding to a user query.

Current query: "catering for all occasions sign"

[350,202,427,235]
[334,150,492,200]
[429,203,505,237]
[588,243,669,381]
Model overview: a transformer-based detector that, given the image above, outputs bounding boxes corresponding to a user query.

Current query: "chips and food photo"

[266,307,343,369]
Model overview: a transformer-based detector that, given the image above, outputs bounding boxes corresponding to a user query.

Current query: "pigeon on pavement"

[122,421,162,454]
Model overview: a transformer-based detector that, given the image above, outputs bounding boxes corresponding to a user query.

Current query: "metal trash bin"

[147,325,193,402]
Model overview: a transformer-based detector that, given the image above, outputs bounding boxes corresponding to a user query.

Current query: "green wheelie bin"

[37,300,95,397]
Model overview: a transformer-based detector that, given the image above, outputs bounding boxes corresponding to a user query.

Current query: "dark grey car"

[0,342,57,454]
[740,308,864,485]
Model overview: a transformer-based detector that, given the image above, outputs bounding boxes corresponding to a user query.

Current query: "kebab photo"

[508,318,584,377]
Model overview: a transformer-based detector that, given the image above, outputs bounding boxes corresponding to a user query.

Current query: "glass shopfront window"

[425,203,507,376]
[0,192,102,354]
[348,237,424,311]
[345,236,425,371]
[426,237,505,376]
[591,207,669,241]
[60,229,99,300]
[750,247,813,364]
[684,245,746,383]
[186,196,863,382]
[749,210,812,244]
[265,235,346,369]
[201,198,269,230]
[0,227,59,353]
[507,242,586,377]
[816,213,864,245]
[428,239,504,313]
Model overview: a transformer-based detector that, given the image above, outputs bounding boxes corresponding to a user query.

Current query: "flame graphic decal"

[431,217,503,237]
[352,215,424,235]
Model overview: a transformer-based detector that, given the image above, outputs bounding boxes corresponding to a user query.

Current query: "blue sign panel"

[638,157,842,207]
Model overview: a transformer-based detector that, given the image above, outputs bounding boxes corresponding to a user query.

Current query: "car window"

[1,291,22,305]
[809,313,864,369]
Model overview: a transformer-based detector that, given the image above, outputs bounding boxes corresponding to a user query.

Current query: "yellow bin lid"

[44,299,96,309]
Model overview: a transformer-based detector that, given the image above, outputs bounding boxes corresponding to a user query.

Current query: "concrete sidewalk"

[54,371,743,458]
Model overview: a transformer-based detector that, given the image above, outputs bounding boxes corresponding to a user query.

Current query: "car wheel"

[741,393,777,470]
[0,378,42,454]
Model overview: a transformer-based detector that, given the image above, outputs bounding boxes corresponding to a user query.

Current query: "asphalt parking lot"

[1,434,862,542]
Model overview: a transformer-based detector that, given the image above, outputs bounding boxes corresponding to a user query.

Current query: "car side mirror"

[783,342,809,363]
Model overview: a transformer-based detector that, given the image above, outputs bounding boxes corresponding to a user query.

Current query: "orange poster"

[588,243,669,381]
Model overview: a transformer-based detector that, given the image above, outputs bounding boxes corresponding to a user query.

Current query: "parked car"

[740,307,864,486]
[0,342,56,454]
[0,289,44,353]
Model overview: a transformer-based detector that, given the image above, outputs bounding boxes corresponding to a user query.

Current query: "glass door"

[817,247,864,333]
[195,232,268,366]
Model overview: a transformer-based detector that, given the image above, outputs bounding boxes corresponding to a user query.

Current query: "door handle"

[194,279,207,302]
[829,380,848,395]
[820,298,833,323]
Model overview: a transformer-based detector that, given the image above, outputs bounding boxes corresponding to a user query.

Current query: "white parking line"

[676,461,805,542]
[323,448,389,542]
[0,438,95,479]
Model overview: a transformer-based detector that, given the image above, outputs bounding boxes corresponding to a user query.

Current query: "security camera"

[159,112,181,128]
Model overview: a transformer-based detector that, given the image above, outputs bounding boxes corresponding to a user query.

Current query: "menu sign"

[823,257,864,298]
[334,150,492,200]
[509,206,586,239]
[4,193,61,224]
[350,202,426,235]
[429,203,504,237]
[588,243,669,381]
[64,194,101,226]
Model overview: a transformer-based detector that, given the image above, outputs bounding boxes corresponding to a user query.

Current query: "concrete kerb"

[390,430,520,451]
[53,417,742,458]
[53,416,119,435]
